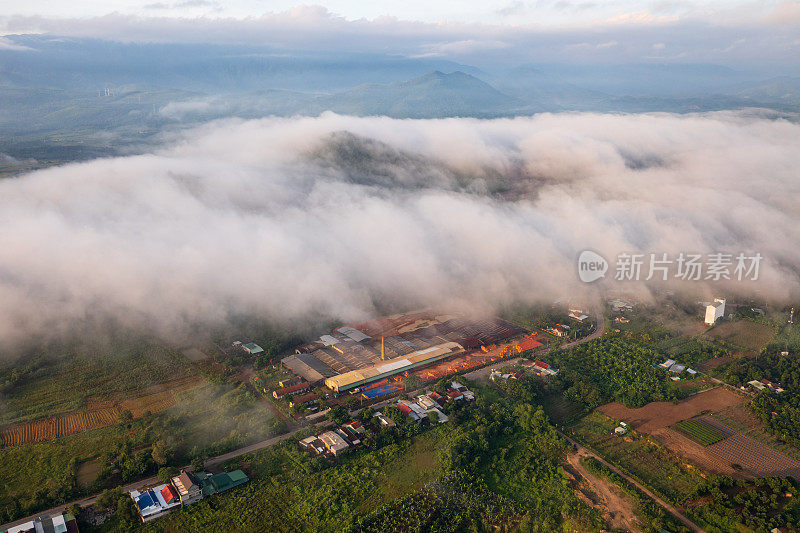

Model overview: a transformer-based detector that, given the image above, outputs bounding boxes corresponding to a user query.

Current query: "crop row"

[674,419,725,446]
[1,408,121,448]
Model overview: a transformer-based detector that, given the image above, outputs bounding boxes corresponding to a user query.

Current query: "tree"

[329,405,349,425]
[151,439,175,466]
[68,503,82,520]
[191,454,206,472]
[116,495,137,526]
[157,466,179,483]
[118,409,133,423]
[95,487,122,510]
[404,375,422,392]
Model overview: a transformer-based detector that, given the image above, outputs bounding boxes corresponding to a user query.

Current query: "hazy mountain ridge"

[2,34,800,168]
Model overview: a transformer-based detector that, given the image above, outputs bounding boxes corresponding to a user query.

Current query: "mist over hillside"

[0,112,798,348]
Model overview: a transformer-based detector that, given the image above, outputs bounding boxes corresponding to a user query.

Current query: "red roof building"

[273,381,310,399]
[534,361,549,369]
[397,404,412,415]
[161,484,179,505]
[288,392,319,407]
[515,338,543,353]
[447,389,464,400]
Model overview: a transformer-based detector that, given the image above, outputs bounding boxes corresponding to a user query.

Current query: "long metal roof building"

[324,342,463,393]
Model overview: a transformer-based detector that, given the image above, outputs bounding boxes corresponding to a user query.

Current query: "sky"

[0,0,790,26]
[1,2,799,69]
[1,1,799,70]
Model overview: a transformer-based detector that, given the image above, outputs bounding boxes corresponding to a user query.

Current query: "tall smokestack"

[381,336,385,360]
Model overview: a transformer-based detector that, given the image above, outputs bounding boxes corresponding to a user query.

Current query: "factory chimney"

[381,336,385,360]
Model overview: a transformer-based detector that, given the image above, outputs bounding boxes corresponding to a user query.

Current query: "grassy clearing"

[702,320,776,352]
[674,419,725,446]
[146,428,450,533]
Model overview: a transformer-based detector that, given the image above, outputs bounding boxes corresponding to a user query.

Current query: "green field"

[0,337,197,426]
[673,419,725,446]
[701,320,776,352]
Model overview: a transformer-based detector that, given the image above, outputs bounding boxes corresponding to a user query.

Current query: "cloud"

[496,1,527,17]
[144,0,221,11]
[0,111,798,347]
[1,6,799,69]
[0,36,33,51]
[417,39,511,57]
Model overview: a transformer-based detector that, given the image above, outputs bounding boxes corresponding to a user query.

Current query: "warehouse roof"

[273,381,310,398]
[282,354,326,383]
[324,342,463,391]
[320,335,340,346]
[336,326,371,342]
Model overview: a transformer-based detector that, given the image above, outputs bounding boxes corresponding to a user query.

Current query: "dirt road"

[566,448,641,532]
[559,430,705,533]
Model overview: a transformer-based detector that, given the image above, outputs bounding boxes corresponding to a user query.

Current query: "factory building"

[324,342,464,393]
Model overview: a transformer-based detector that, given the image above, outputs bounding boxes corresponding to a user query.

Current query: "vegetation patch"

[674,419,725,446]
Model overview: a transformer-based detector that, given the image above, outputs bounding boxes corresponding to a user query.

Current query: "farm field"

[649,427,741,477]
[0,338,198,427]
[1,408,121,448]
[711,403,800,462]
[1,376,204,448]
[597,386,746,433]
[701,320,776,352]
[568,411,708,503]
[707,433,800,479]
[673,418,726,446]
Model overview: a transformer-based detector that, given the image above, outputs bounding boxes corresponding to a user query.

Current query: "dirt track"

[566,449,641,532]
[558,430,704,533]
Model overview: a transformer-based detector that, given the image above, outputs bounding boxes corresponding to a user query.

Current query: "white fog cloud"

[0,111,798,346]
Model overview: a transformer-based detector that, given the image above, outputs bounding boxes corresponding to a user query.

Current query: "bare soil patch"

[650,427,745,478]
[598,387,746,433]
[707,434,800,479]
[181,347,209,361]
[76,457,103,488]
[566,449,642,532]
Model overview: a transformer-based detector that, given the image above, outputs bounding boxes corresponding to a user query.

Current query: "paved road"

[0,473,161,532]
[204,421,332,470]
[558,430,705,533]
